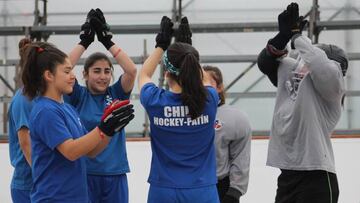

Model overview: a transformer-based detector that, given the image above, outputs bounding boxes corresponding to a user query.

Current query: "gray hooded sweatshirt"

[215,104,251,196]
[266,35,345,173]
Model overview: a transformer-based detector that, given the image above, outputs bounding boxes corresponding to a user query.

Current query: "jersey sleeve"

[140,82,159,108]
[63,79,84,106]
[11,94,32,131]
[292,35,345,101]
[109,75,132,100]
[34,108,73,150]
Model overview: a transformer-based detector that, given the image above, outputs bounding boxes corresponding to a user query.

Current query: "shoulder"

[11,89,31,107]
[32,98,63,118]
[141,82,158,93]
[219,105,247,118]
[63,102,79,115]
[218,105,251,127]
[140,82,162,106]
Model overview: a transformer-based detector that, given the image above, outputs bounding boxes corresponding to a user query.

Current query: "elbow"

[257,48,279,74]
[129,67,137,80]
[257,48,280,87]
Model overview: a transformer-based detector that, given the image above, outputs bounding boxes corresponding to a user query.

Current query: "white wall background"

[1,138,360,203]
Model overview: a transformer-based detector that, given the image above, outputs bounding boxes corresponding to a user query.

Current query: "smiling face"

[53,58,75,95]
[84,59,112,94]
[44,57,75,96]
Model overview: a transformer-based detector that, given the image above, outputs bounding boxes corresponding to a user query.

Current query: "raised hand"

[269,2,304,50]
[155,16,174,50]
[175,17,192,45]
[79,9,96,49]
[90,8,115,50]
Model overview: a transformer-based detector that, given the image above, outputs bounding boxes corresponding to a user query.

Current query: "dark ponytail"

[167,42,208,119]
[203,65,226,106]
[18,38,32,69]
[21,42,67,100]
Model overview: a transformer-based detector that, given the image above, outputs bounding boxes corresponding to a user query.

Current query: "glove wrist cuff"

[102,40,115,50]
[266,43,288,58]
[96,127,105,139]
[155,44,168,51]
[269,33,291,50]
[79,41,90,49]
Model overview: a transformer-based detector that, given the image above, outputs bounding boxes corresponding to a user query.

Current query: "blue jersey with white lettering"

[64,78,130,175]
[140,83,219,188]
[29,97,88,203]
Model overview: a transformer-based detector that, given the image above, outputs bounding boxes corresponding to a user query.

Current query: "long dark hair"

[21,42,67,100]
[18,38,32,69]
[203,65,225,106]
[166,42,207,119]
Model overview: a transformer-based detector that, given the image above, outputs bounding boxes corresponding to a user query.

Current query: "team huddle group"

[8,2,348,203]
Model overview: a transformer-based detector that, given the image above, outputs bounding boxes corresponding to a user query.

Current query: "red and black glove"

[98,100,135,137]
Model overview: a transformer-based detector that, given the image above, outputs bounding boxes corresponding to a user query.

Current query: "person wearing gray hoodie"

[204,66,251,203]
[257,2,348,203]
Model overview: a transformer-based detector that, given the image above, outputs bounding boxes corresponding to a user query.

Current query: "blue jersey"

[8,89,33,190]
[63,77,131,175]
[140,83,219,188]
[29,97,88,203]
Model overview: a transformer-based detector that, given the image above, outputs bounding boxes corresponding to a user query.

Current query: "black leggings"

[275,170,339,203]
[217,176,230,201]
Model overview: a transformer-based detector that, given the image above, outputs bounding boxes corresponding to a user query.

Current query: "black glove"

[79,9,96,49]
[98,103,135,137]
[269,2,300,50]
[222,194,239,203]
[175,17,192,45]
[90,8,115,50]
[292,16,308,35]
[290,15,308,49]
[155,16,174,50]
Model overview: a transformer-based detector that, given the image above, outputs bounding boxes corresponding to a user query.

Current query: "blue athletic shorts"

[147,184,220,203]
[87,174,128,203]
[11,188,31,203]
